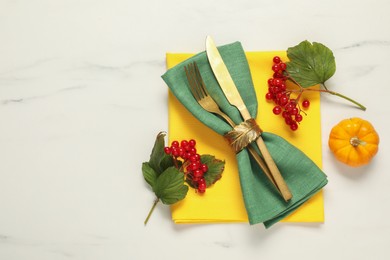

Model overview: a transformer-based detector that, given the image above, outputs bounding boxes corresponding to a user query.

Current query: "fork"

[184,62,279,193]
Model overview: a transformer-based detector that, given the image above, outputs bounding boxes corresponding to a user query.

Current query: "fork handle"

[247,146,277,188]
[239,108,292,201]
[255,137,292,201]
[218,112,279,194]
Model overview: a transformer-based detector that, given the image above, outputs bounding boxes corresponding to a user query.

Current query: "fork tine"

[185,64,200,101]
[185,62,205,101]
[189,62,204,100]
[193,62,207,99]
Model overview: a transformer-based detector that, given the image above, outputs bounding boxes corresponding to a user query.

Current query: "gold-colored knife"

[205,36,292,201]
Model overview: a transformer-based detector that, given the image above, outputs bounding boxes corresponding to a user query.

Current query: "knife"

[205,36,292,201]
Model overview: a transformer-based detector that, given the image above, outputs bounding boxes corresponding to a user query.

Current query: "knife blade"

[205,36,292,201]
[205,38,251,119]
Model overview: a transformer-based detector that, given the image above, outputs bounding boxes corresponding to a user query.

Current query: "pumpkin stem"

[350,136,366,147]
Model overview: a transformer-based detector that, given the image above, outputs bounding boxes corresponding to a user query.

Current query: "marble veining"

[1,85,88,105]
[339,40,390,50]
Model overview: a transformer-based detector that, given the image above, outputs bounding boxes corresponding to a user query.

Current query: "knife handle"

[255,137,292,201]
[239,108,292,201]
[247,146,277,188]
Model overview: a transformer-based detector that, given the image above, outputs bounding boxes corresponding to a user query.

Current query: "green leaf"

[142,162,157,188]
[154,166,188,205]
[159,154,175,171]
[148,132,174,176]
[201,155,225,187]
[286,40,336,88]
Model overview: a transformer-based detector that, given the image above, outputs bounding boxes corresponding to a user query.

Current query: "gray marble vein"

[339,40,390,50]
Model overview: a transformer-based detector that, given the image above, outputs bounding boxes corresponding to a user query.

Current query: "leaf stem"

[325,90,366,110]
[315,84,366,110]
[286,75,366,111]
[144,198,159,225]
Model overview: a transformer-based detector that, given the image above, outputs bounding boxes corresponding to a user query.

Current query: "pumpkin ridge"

[334,125,353,138]
[358,128,378,141]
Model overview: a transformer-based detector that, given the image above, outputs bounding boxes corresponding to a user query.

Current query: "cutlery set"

[185,36,292,201]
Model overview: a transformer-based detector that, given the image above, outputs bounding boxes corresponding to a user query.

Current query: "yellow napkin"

[167,51,324,224]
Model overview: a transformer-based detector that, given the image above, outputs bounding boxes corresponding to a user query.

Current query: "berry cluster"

[265,56,310,131]
[164,139,208,193]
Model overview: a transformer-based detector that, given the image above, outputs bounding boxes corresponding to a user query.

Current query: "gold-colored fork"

[184,62,279,192]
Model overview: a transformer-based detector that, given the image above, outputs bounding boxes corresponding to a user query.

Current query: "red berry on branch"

[295,114,303,122]
[265,92,273,100]
[282,111,290,119]
[272,86,280,94]
[178,147,184,157]
[171,148,180,157]
[273,106,282,115]
[185,152,192,159]
[273,72,283,78]
[272,64,280,72]
[189,155,198,162]
[190,162,199,171]
[290,122,298,131]
[201,164,208,173]
[291,107,299,116]
[285,102,294,112]
[189,147,197,155]
[188,139,196,147]
[273,78,283,87]
[279,95,288,106]
[180,140,188,148]
[194,154,200,161]
[193,169,203,179]
[164,147,171,154]
[198,181,206,193]
[285,117,293,125]
[267,78,274,86]
[273,56,281,64]
[302,99,310,108]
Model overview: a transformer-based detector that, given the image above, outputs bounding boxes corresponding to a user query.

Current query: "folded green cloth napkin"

[162,42,328,228]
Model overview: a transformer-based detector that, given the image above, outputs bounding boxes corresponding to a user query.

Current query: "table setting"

[156,36,329,228]
[1,0,390,259]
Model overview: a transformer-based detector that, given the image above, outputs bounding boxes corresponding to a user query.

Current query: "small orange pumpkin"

[328,117,379,167]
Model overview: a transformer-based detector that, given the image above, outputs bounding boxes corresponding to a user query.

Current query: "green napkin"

[162,42,328,228]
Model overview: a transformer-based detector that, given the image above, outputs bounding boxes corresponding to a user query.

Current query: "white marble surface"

[1,0,390,259]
